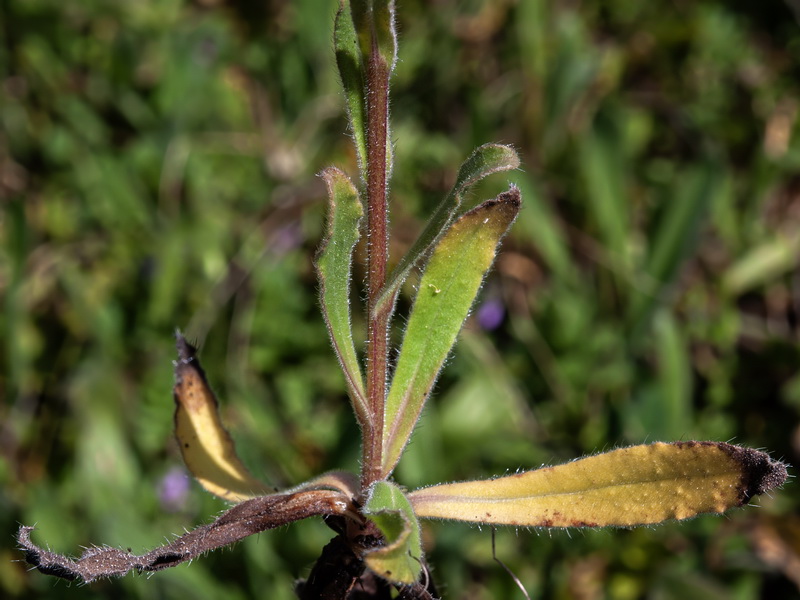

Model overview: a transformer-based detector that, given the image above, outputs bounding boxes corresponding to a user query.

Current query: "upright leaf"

[382,187,522,476]
[350,0,397,69]
[173,335,273,502]
[653,309,692,438]
[578,125,630,270]
[348,0,396,183]
[375,144,520,316]
[316,168,369,429]
[628,162,720,335]
[513,174,575,282]
[334,0,368,171]
[408,442,787,527]
[363,481,422,584]
[372,0,398,70]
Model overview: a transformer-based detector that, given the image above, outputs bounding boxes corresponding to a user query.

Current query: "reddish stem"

[362,35,391,491]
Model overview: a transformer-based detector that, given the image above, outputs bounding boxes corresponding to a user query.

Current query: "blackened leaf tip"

[492,185,522,209]
[464,185,522,218]
[502,184,522,205]
[742,449,789,501]
[174,331,197,363]
[717,444,790,503]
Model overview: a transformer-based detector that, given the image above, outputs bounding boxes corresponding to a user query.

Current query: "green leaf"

[350,0,397,70]
[376,144,520,317]
[722,229,800,296]
[578,125,630,270]
[350,0,372,63]
[382,186,522,476]
[373,0,398,70]
[316,168,368,428]
[629,162,721,334]
[408,442,788,527]
[513,174,575,282]
[348,0,396,182]
[653,309,692,438]
[334,0,368,171]
[363,481,422,584]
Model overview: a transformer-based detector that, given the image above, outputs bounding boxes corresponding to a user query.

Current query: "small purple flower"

[159,467,190,512]
[477,298,505,331]
[272,223,303,256]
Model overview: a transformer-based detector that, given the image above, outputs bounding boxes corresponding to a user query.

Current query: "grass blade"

[722,229,800,296]
[629,162,721,333]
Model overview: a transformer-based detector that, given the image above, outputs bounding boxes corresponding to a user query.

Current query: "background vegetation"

[2,0,800,598]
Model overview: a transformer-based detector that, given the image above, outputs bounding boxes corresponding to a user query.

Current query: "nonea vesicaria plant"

[19,2,788,599]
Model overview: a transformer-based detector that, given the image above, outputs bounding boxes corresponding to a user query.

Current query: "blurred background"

[2,0,800,598]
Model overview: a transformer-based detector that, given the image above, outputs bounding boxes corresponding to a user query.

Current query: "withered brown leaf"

[18,489,351,583]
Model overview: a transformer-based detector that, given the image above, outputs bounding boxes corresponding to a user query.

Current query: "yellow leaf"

[173,335,273,502]
[408,442,787,527]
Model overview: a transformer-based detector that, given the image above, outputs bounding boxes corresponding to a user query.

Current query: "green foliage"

[334,1,368,171]
[3,0,799,598]
[317,168,367,425]
[383,189,520,475]
[350,0,397,71]
[376,143,520,315]
[363,481,422,584]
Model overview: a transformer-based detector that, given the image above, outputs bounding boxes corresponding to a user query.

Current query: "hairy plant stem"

[362,35,391,492]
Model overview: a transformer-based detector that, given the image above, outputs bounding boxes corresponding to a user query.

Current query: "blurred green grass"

[2,1,800,598]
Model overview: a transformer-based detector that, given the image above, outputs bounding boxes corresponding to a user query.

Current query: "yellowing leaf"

[408,442,787,527]
[288,470,360,501]
[173,335,273,502]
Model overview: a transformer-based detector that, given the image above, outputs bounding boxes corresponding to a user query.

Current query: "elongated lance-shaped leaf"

[372,0,398,70]
[578,126,631,271]
[382,187,522,477]
[334,0,368,171]
[173,334,274,502]
[18,489,353,583]
[363,481,423,584]
[316,168,369,428]
[349,0,396,186]
[722,228,800,296]
[174,334,361,503]
[375,144,520,318]
[408,442,788,527]
[350,0,397,70]
[628,161,720,338]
